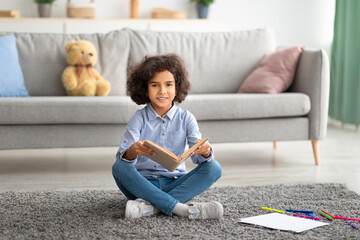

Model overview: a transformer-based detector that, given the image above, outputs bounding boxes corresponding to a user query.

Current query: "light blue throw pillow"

[0,35,29,97]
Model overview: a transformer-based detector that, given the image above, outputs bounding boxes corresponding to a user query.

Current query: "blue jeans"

[112,159,222,216]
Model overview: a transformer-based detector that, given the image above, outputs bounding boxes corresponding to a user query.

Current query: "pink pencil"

[293,214,320,221]
[334,216,360,222]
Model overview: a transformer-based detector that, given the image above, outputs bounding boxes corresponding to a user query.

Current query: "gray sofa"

[0,28,329,165]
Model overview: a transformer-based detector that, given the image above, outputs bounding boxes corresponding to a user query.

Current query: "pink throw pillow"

[237,46,305,93]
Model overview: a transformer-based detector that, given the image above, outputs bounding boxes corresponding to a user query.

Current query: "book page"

[179,138,208,161]
[143,138,208,172]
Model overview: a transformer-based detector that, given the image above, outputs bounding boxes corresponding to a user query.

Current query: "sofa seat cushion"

[0,96,142,124]
[0,94,310,125]
[179,93,310,121]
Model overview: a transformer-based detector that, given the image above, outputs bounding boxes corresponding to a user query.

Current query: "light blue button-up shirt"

[116,104,213,178]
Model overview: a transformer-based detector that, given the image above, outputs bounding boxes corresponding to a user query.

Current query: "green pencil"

[319,211,333,220]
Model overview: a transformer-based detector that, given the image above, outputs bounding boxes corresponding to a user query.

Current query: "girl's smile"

[148,70,176,116]
[157,97,168,101]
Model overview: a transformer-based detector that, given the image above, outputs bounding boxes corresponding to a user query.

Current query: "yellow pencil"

[261,207,285,213]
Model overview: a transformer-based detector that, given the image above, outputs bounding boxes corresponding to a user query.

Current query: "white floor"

[0,123,359,194]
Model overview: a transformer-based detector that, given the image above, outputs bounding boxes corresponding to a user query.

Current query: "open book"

[144,138,208,172]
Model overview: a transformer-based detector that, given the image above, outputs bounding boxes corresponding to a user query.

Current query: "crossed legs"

[112,159,222,216]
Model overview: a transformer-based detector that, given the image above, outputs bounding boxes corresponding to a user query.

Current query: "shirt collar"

[146,103,177,121]
[166,104,177,120]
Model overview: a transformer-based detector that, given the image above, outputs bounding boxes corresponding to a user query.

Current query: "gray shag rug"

[1,183,359,239]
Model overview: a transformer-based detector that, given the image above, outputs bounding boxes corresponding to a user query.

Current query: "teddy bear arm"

[91,69,111,96]
[62,67,78,91]
[92,69,103,80]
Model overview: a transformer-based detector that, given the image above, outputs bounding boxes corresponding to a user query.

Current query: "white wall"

[1,0,335,53]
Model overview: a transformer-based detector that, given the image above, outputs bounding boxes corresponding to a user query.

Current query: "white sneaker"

[125,198,160,219]
[187,201,224,220]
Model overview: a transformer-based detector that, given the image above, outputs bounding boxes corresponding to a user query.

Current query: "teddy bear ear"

[64,41,77,53]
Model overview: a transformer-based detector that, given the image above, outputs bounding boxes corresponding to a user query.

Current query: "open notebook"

[144,138,208,172]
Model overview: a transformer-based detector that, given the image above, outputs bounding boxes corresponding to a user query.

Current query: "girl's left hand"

[190,140,211,158]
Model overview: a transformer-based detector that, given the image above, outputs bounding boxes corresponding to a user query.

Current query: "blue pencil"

[305,213,317,218]
[285,209,314,214]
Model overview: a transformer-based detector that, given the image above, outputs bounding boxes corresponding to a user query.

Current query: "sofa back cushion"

[127,28,276,94]
[9,30,130,96]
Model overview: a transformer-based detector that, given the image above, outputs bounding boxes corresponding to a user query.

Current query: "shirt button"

[124,140,127,143]
[163,121,165,123]
[161,133,164,136]
[154,165,156,168]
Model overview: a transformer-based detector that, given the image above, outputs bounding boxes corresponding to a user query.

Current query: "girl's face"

[147,70,176,116]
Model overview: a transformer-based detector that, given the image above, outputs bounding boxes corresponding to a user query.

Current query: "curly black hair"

[127,54,190,105]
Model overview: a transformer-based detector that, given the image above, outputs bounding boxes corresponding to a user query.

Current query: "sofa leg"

[311,140,320,165]
[273,141,277,149]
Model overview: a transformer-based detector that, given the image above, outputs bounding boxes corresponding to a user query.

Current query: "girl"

[112,54,223,219]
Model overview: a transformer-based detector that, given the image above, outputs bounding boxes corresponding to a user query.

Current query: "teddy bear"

[62,40,111,96]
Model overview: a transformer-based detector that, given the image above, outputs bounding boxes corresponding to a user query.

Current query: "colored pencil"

[293,214,320,221]
[305,213,317,218]
[345,221,359,230]
[334,216,360,222]
[261,207,285,213]
[286,209,314,214]
[321,209,335,218]
[319,211,333,220]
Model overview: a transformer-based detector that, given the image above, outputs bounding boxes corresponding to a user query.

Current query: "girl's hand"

[123,141,155,160]
[190,140,211,159]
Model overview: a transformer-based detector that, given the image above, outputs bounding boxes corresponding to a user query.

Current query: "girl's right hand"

[124,141,155,160]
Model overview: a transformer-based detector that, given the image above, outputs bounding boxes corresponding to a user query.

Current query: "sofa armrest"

[288,49,330,140]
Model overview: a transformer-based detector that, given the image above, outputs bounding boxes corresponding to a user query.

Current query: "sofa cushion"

[238,46,305,93]
[179,93,311,121]
[0,94,310,125]
[0,96,142,124]
[0,35,29,97]
[127,28,276,94]
[7,30,130,96]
